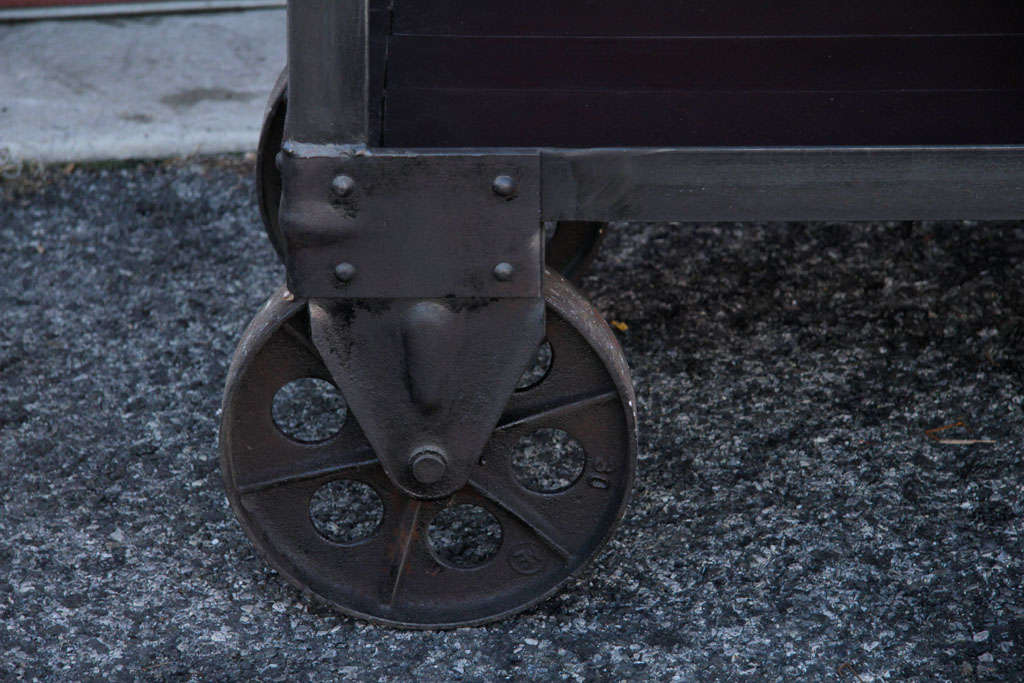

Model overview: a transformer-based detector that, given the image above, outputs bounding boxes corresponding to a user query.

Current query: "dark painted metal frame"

[285,0,1024,227]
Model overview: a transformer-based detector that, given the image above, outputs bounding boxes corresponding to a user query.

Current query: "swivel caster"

[220,270,637,627]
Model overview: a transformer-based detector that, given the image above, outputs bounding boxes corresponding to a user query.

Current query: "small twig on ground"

[925,420,965,438]
[925,421,996,445]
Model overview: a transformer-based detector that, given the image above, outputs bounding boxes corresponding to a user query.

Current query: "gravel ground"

[1,160,1022,680]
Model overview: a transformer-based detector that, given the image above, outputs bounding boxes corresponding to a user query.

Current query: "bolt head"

[411,450,447,485]
[492,175,517,198]
[331,174,356,198]
[493,262,515,282]
[334,262,357,283]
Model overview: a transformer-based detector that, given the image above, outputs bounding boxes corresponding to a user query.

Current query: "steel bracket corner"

[276,145,545,500]
[278,147,542,299]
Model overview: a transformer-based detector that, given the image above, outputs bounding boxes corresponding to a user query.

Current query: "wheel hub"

[410,449,447,485]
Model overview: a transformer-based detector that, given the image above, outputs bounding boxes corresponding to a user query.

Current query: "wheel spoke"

[467,477,572,561]
[234,446,376,493]
[384,500,423,605]
[506,309,618,420]
[497,388,618,435]
[237,445,377,495]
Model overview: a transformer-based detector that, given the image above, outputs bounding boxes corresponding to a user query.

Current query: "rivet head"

[411,450,447,485]
[493,262,515,281]
[334,262,356,283]
[331,174,356,198]
[492,175,517,198]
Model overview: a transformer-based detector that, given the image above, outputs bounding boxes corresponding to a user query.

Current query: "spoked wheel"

[220,270,637,628]
[255,70,607,279]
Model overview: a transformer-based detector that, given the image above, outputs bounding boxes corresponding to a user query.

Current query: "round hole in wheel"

[428,504,503,568]
[272,378,347,443]
[512,428,586,493]
[515,340,553,391]
[309,480,383,545]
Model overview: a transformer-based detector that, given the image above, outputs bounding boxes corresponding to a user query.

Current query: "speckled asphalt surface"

[1,160,1022,680]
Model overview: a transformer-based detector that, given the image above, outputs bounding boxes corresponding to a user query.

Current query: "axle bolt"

[334,262,357,283]
[492,175,517,198]
[411,450,447,485]
[493,262,515,281]
[332,174,356,197]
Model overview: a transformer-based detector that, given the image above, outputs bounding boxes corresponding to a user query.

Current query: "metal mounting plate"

[279,150,542,299]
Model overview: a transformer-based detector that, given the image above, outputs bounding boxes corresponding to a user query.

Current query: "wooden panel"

[386,35,1023,91]
[394,0,1024,37]
[382,89,1024,147]
[381,7,1024,147]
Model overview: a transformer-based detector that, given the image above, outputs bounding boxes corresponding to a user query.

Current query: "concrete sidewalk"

[0,9,285,164]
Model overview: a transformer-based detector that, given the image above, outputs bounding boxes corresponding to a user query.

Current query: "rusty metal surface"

[220,271,637,627]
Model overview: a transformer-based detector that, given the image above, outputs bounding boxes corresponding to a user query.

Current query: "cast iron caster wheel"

[220,270,637,628]
[256,71,606,282]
